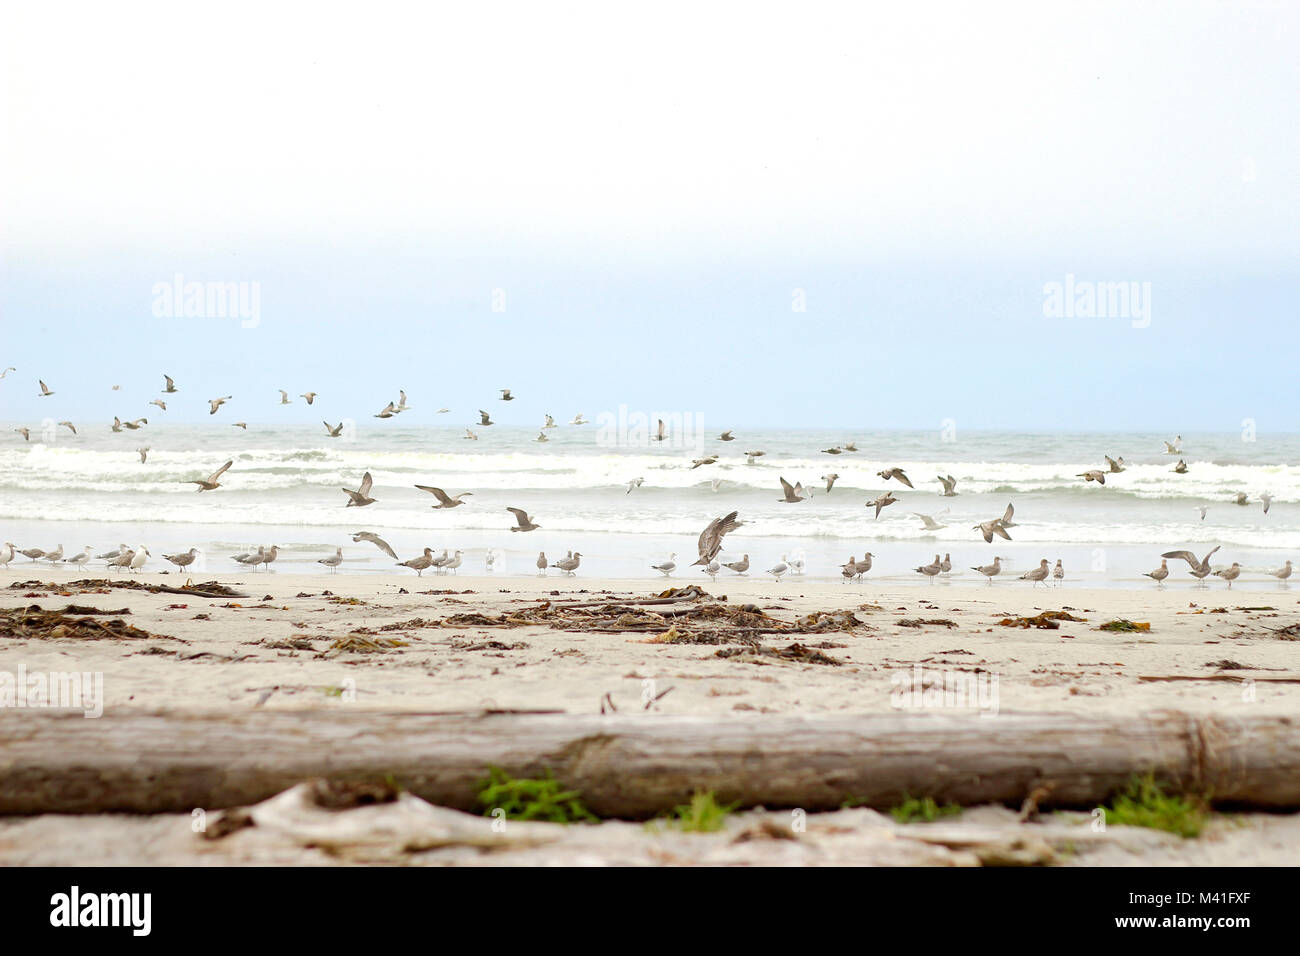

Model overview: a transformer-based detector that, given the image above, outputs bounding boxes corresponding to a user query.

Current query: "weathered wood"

[1,710,1299,816]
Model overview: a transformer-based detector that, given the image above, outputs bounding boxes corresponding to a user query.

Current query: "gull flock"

[2,373,1292,588]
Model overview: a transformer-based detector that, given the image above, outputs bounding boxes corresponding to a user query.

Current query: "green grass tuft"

[1104,774,1208,838]
[476,767,597,824]
[666,790,740,832]
[889,794,963,823]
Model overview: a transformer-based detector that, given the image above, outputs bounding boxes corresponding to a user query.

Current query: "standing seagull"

[164,548,199,570]
[1269,560,1292,586]
[342,472,377,507]
[128,547,150,573]
[766,557,790,582]
[507,507,540,532]
[693,511,742,565]
[1213,563,1241,588]
[723,554,749,575]
[1145,560,1169,588]
[1020,559,1050,587]
[552,552,581,576]
[352,532,398,560]
[700,558,721,582]
[914,555,942,583]
[536,552,548,576]
[1161,546,1221,587]
[1052,559,1064,586]
[651,553,677,577]
[971,557,1004,584]
[185,460,233,492]
[415,486,473,509]
[397,548,436,576]
[851,552,873,581]
[317,547,343,572]
[0,542,15,568]
[63,546,93,570]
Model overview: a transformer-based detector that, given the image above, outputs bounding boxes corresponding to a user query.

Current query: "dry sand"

[2,567,1298,865]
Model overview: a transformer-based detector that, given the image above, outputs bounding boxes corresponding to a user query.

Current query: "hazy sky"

[2,2,1297,431]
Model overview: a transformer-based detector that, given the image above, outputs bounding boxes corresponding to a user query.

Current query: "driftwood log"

[1,709,1299,816]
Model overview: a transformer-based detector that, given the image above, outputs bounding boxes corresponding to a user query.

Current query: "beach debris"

[0,605,181,642]
[896,618,958,629]
[1098,620,1151,632]
[714,642,843,666]
[997,611,1087,629]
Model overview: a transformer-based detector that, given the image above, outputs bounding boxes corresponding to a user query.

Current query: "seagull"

[301,392,317,405]
[464,429,478,440]
[374,403,397,419]
[37,379,54,397]
[723,554,749,574]
[437,407,450,414]
[1163,436,1183,454]
[351,532,398,560]
[260,546,280,571]
[971,557,1004,584]
[96,544,128,561]
[878,467,913,488]
[164,548,199,570]
[822,474,839,493]
[1173,460,1188,474]
[0,368,13,379]
[766,557,789,582]
[163,375,178,393]
[123,418,148,430]
[232,549,264,571]
[744,450,766,463]
[843,442,858,452]
[693,511,742,565]
[840,557,857,584]
[973,515,1013,543]
[626,477,644,494]
[915,555,942,583]
[478,410,494,426]
[651,553,677,577]
[111,417,122,433]
[14,427,29,441]
[1213,563,1241,588]
[58,421,77,434]
[543,414,557,429]
[822,447,842,455]
[653,419,666,441]
[777,477,806,502]
[912,511,949,531]
[718,430,735,442]
[149,399,167,411]
[1052,559,1064,586]
[939,553,952,574]
[499,388,514,401]
[324,421,344,437]
[691,456,718,469]
[0,543,13,568]
[19,546,46,562]
[1078,470,1107,485]
[278,390,292,404]
[852,553,874,581]
[397,548,436,576]
[485,548,497,572]
[185,460,233,492]
[342,472,376,507]
[526,432,543,445]
[43,545,64,564]
[128,547,150,573]
[507,507,540,532]
[536,552,548,575]
[936,474,958,496]
[63,546,92,570]
[552,552,581,576]
[1196,506,1208,521]
[107,549,135,573]
[440,550,464,575]
[1269,560,1292,585]
[868,492,898,519]
[1144,560,1169,587]
[1161,546,1221,587]
[788,552,806,575]
[1233,492,1249,506]
[1020,558,1050,587]
[395,391,409,413]
[1261,493,1273,515]
[572,413,589,426]
[1105,456,1126,473]
[138,448,150,464]
[415,486,473,509]
[208,396,232,415]
[710,478,723,493]
[317,547,343,572]
[700,557,721,582]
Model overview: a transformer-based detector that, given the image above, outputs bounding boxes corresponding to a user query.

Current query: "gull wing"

[779,476,796,499]
[416,485,455,506]
[210,460,233,482]
[1161,550,1200,568]
[358,472,373,497]
[507,507,532,528]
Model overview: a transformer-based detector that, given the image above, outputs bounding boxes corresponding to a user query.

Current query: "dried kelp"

[0,604,184,642]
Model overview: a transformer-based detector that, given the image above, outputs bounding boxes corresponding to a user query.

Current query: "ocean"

[1,423,1295,588]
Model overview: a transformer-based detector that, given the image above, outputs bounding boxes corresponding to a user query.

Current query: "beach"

[1,566,1297,865]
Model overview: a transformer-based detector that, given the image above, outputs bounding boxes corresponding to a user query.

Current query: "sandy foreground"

[1,567,1298,866]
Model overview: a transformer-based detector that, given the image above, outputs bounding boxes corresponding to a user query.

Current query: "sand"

[1,566,1298,865]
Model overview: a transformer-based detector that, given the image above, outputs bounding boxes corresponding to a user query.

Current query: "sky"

[2,1,1298,431]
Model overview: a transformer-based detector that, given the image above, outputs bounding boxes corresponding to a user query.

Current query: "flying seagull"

[777,477,805,502]
[1078,470,1107,485]
[507,507,540,532]
[415,485,473,509]
[163,375,178,393]
[693,511,742,565]
[878,467,913,488]
[478,410,494,426]
[499,388,514,401]
[342,472,376,507]
[351,532,398,560]
[208,396,232,415]
[38,379,54,397]
[301,392,317,405]
[936,474,958,496]
[868,492,898,519]
[185,460,233,492]
[324,421,344,437]
[822,473,839,493]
